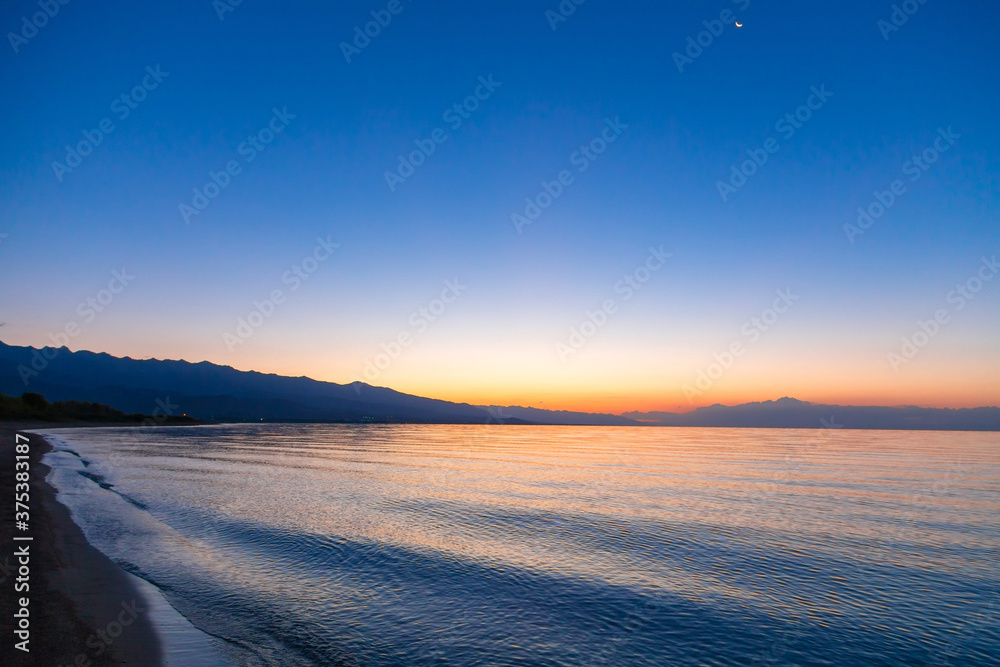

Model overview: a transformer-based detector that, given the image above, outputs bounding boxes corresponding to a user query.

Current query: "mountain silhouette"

[0,340,529,424]
[623,397,1000,430]
[1,341,996,429]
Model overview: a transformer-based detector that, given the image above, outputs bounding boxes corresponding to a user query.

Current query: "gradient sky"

[2,0,998,413]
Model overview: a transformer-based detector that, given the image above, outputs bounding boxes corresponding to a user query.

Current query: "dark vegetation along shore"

[1,391,201,425]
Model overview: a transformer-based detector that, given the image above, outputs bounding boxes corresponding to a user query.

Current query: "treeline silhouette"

[0,391,200,424]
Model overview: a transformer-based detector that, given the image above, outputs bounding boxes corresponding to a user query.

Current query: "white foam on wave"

[124,571,233,667]
[32,429,237,667]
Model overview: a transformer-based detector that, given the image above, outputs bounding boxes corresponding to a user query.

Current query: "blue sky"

[2,0,998,411]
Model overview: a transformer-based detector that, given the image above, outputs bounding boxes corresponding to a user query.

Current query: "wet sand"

[0,423,162,666]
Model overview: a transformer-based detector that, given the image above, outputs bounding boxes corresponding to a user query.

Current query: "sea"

[36,424,1000,666]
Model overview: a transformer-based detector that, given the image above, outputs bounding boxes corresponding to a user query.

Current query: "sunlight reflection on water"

[40,424,1000,666]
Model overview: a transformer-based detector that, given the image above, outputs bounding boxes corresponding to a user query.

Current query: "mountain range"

[1,340,997,430]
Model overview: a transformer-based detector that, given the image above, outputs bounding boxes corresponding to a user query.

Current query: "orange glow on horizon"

[6,332,999,416]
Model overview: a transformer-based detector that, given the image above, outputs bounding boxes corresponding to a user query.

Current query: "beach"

[28,422,999,665]
[0,424,162,667]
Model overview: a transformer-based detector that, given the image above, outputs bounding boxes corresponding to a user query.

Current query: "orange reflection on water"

[107,425,997,602]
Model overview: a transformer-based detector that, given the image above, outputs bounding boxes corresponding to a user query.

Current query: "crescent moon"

[735,21,743,27]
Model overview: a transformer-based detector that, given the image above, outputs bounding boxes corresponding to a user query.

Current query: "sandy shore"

[0,423,162,666]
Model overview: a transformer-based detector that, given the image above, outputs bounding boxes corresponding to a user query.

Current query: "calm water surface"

[39,424,1000,666]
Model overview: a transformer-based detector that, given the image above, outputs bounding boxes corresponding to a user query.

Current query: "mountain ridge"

[1,341,997,430]
[622,397,1000,431]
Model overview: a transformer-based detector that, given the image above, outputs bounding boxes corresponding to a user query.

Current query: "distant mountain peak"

[774,396,809,405]
[1,340,997,430]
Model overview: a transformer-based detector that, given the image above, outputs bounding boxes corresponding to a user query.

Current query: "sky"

[1,0,998,413]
